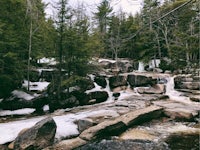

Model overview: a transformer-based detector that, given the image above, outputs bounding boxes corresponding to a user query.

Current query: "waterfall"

[105,78,114,102]
[138,62,145,72]
[165,76,192,104]
[86,75,114,102]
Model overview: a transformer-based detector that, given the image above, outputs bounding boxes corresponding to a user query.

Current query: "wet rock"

[46,137,87,150]
[76,139,169,150]
[77,118,96,133]
[190,95,200,102]
[49,95,79,111]
[174,75,200,90]
[94,76,107,88]
[98,59,133,73]
[87,91,109,104]
[153,68,163,73]
[164,108,194,121]
[71,91,88,105]
[116,106,163,127]
[164,70,171,74]
[79,120,127,141]
[120,129,157,141]
[14,117,56,150]
[79,106,162,141]
[153,100,200,118]
[127,74,157,87]
[137,84,165,94]
[165,133,199,150]
[177,82,200,90]
[113,93,120,99]
[110,61,133,73]
[109,75,127,89]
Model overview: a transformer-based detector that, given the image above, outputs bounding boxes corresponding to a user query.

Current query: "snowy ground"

[22,80,50,92]
[0,109,119,144]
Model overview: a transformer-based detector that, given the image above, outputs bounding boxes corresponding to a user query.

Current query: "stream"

[0,74,199,149]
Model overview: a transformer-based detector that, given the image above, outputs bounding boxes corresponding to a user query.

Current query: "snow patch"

[98,59,116,63]
[37,57,57,65]
[0,109,119,144]
[23,80,50,92]
[12,90,35,101]
[43,105,49,112]
[0,108,35,116]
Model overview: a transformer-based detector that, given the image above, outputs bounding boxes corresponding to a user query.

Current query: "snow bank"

[12,90,35,101]
[37,57,57,65]
[0,109,119,144]
[23,80,50,92]
[98,58,116,63]
[0,108,35,117]
[0,117,45,144]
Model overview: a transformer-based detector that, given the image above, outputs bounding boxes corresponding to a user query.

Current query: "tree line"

[0,0,199,98]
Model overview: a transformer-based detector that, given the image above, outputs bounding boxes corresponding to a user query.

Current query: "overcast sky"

[42,0,143,18]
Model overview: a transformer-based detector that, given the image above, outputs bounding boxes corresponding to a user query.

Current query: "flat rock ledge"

[45,106,163,150]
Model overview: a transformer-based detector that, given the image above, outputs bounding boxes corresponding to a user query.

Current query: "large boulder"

[77,139,168,150]
[77,118,96,133]
[174,75,200,90]
[136,84,165,94]
[14,117,56,150]
[87,91,109,104]
[127,74,157,87]
[98,59,133,73]
[47,137,87,150]
[49,95,79,111]
[109,75,127,89]
[110,61,133,73]
[0,91,49,112]
[0,90,34,110]
[94,76,107,88]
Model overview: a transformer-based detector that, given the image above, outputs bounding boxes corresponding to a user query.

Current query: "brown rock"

[120,129,157,141]
[164,108,194,121]
[79,119,126,141]
[14,117,56,150]
[8,141,14,150]
[117,106,163,127]
[77,118,95,133]
[50,137,87,150]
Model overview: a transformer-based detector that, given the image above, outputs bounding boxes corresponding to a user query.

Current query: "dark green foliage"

[62,75,94,92]
[0,52,23,98]
[0,75,13,98]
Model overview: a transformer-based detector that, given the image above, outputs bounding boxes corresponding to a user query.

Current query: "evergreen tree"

[94,0,113,57]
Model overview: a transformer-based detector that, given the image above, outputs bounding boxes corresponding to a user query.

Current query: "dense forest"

[0,0,199,99]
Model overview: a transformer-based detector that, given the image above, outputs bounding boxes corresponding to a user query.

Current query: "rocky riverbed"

[0,59,199,150]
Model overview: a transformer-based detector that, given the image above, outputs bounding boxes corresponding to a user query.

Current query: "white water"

[85,75,114,102]
[105,78,114,102]
[149,59,161,68]
[138,62,145,72]
[165,76,193,104]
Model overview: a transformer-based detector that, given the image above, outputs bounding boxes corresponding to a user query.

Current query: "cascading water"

[105,78,114,102]
[86,75,114,102]
[165,76,193,104]
[138,62,145,72]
